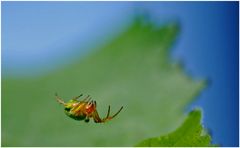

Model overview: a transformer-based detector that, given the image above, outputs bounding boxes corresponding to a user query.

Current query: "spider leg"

[81,95,91,103]
[106,105,110,118]
[87,100,94,106]
[55,93,66,105]
[94,101,97,107]
[92,110,102,123]
[93,101,110,113]
[72,94,83,100]
[109,106,123,119]
[92,105,123,123]
[102,106,123,122]
[91,102,103,123]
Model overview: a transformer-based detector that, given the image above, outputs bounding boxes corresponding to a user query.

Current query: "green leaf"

[135,109,213,147]
[2,19,206,146]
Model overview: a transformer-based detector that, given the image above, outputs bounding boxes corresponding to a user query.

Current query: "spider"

[55,93,123,123]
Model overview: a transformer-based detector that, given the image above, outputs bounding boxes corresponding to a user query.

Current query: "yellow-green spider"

[55,93,123,123]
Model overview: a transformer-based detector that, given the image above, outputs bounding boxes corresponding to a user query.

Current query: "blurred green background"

[2,18,204,146]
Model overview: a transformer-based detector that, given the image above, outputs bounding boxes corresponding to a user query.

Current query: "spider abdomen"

[65,111,86,121]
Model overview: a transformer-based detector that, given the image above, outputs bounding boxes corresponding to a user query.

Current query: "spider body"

[55,93,123,123]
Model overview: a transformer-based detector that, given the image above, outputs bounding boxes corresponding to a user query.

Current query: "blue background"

[2,2,239,146]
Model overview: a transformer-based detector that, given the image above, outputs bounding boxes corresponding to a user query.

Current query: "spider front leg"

[55,93,66,105]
